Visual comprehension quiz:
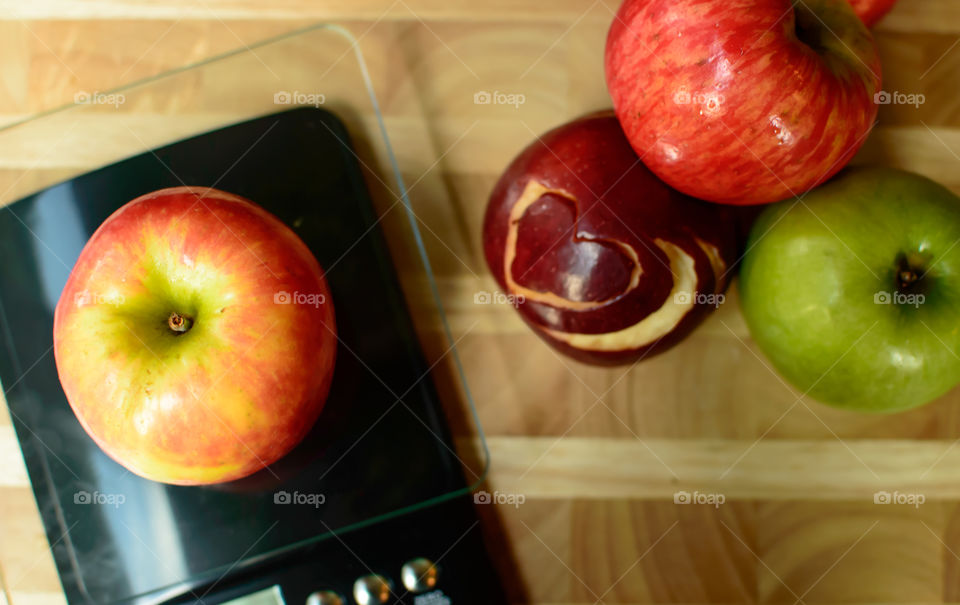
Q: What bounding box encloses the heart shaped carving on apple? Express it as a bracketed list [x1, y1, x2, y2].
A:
[506, 184, 644, 313]
[483, 112, 739, 365]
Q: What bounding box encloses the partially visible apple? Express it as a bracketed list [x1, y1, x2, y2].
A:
[54, 187, 337, 484]
[605, 0, 882, 205]
[740, 167, 960, 412]
[482, 112, 738, 365]
[847, 0, 897, 26]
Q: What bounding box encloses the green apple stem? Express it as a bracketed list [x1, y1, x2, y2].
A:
[167, 312, 193, 334]
[896, 252, 927, 293]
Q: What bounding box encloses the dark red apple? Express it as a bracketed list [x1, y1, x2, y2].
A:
[482, 112, 738, 365]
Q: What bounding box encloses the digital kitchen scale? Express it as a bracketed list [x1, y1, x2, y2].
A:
[0, 25, 502, 605]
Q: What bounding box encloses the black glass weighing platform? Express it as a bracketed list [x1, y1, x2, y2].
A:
[0, 108, 505, 605]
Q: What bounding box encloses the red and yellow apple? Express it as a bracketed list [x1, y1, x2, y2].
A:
[605, 0, 882, 205]
[53, 187, 337, 485]
[482, 112, 738, 365]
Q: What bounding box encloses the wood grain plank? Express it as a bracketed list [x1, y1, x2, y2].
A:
[756, 502, 944, 603]
[1, 120, 958, 204]
[0, 426, 28, 487]
[0, 0, 617, 21]
[481, 437, 960, 500]
[0, 5, 957, 604]
[0, 487, 63, 604]
[942, 503, 960, 601]
[0, 0, 955, 35]
[476, 499, 574, 604]
[569, 501, 755, 603]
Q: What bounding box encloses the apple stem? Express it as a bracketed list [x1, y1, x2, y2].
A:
[898, 269, 919, 289]
[168, 312, 193, 334]
[895, 252, 925, 292]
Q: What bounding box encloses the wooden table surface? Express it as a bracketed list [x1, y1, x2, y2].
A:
[1, 1, 960, 604]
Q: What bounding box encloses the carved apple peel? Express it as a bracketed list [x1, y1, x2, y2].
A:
[503, 180, 644, 312]
[482, 112, 738, 365]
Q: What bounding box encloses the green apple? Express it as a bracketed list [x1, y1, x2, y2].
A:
[739, 167, 960, 412]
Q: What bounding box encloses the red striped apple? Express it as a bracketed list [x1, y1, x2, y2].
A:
[847, 0, 897, 26]
[605, 0, 882, 205]
[482, 112, 738, 365]
[53, 187, 337, 485]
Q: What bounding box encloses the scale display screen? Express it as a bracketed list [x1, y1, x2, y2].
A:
[222, 586, 285, 605]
